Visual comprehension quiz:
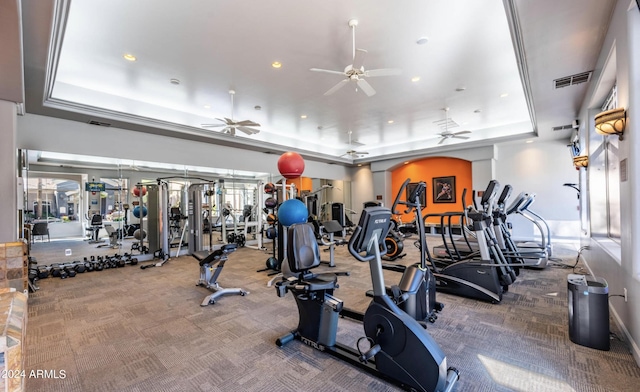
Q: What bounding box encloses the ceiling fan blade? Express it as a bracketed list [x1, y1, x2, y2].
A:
[201, 124, 227, 128]
[452, 136, 470, 140]
[453, 130, 472, 136]
[364, 68, 403, 77]
[310, 68, 345, 76]
[438, 138, 447, 145]
[236, 126, 260, 135]
[224, 117, 234, 124]
[235, 119, 260, 126]
[214, 118, 228, 123]
[324, 79, 350, 96]
[356, 78, 376, 97]
[352, 49, 367, 70]
[356, 151, 369, 155]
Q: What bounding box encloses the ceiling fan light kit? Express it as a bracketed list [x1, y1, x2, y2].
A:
[436, 107, 472, 145]
[341, 130, 369, 158]
[310, 19, 402, 97]
[201, 90, 261, 136]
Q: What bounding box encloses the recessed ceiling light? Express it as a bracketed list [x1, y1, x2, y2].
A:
[455, 87, 466, 92]
[169, 78, 180, 85]
[271, 61, 282, 68]
[404, 161, 409, 165]
[500, 93, 509, 98]
[416, 37, 429, 45]
[474, 109, 482, 113]
[387, 120, 394, 124]
[203, 105, 211, 109]
[123, 53, 136, 61]
[526, 140, 533, 144]
[411, 76, 421, 82]
[357, 163, 363, 167]
[300, 115, 307, 119]
[254, 105, 262, 110]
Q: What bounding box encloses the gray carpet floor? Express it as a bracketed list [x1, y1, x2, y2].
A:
[25, 239, 640, 391]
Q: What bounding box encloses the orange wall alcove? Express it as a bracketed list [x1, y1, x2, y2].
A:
[391, 157, 472, 224]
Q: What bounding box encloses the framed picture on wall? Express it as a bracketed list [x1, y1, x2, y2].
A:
[433, 176, 456, 204]
[406, 182, 426, 207]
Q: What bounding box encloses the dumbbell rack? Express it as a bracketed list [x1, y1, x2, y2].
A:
[30, 253, 140, 284]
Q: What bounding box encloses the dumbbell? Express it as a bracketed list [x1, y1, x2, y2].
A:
[50, 264, 62, 277]
[37, 266, 51, 279]
[64, 266, 77, 278]
[74, 262, 86, 273]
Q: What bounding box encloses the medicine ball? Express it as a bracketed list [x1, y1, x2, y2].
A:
[266, 227, 277, 239]
[264, 182, 276, 194]
[265, 197, 278, 209]
[266, 257, 279, 270]
[266, 213, 277, 225]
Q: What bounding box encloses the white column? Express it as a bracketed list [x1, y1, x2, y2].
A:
[0, 100, 17, 242]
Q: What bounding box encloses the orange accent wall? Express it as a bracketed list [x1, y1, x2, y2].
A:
[391, 157, 472, 224]
[285, 176, 312, 195]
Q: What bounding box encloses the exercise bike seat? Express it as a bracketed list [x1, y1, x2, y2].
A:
[284, 223, 337, 291]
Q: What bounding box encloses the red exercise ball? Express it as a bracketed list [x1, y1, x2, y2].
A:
[277, 152, 305, 179]
[132, 186, 147, 197]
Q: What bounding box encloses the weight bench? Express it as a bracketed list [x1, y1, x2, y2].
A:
[193, 244, 248, 306]
[97, 224, 120, 248]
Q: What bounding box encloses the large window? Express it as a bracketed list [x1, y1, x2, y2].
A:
[590, 85, 620, 241]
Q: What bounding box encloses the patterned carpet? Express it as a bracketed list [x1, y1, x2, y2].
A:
[25, 239, 640, 391]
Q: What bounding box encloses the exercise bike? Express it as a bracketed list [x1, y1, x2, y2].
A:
[275, 207, 459, 392]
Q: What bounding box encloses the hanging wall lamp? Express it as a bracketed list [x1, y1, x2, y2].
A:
[594, 107, 626, 140]
[573, 155, 589, 169]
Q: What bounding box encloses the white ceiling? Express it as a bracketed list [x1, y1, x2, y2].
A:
[17, 0, 616, 165]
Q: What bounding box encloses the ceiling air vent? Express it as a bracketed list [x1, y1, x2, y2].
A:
[554, 71, 592, 89]
[88, 120, 111, 127]
[552, 124, 573, 132]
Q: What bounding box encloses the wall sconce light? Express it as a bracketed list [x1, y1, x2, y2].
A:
[573, 155, 589, 168]
[595, 108, 626, 140]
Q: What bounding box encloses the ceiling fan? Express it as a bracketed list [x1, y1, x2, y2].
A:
[341, 131, 369, 158]
[202, 90, 260, 136]
[436, 108, 471, 145]
[310, 19, 402, 97]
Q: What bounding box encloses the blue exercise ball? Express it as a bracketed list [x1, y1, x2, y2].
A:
[133, 205, 148, 218]
[277, 199, 308, 227]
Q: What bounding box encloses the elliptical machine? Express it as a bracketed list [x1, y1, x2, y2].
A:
[275, 207, 459, 392]
[347, 179, 443, 325]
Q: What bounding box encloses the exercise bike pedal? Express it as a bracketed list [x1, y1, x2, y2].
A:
[358, 343, 381, 363]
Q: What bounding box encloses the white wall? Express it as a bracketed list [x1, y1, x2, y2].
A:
[350, 165, 374, 215]
[577, 0, 640, 365]
[17, 114, 350, 181]
[494, 140, 580, 240]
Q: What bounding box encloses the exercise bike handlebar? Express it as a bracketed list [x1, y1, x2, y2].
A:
[348, 226, 376, 263]
[392, 178, 426, 215]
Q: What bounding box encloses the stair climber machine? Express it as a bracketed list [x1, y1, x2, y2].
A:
[275, 207, 459, 392]
[424, 180, 517, 303]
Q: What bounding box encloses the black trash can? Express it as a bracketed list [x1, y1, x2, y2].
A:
[567, 274, 610, 350]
